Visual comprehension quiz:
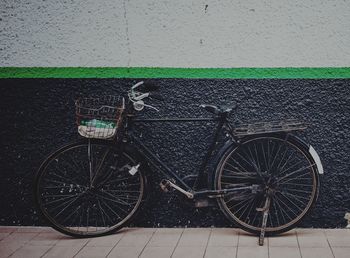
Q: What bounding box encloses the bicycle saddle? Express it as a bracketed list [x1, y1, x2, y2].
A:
[200, 104, 237, 114]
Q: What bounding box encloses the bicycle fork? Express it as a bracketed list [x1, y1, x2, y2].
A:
[88, 139, 94, 187]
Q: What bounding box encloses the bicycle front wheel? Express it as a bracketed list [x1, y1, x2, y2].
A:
[215, 134, 319, 235]
[34, 139, 146, 237]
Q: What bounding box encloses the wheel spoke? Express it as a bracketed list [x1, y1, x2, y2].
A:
[36, 141, 144, 237]
[226, 159, 250, 175]
[277, 164, 314, 183]
[217, 136, 318, 234]
[270, 138, 285, 172]
[274, 193, 298, 218]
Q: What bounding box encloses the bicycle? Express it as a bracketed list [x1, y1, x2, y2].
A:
[34, 81, 324, 245]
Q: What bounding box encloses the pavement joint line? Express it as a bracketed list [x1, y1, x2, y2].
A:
[202, 227, 213, 258]
[7, 231, 41, 258]
[267, 235, 270, 258]
[295, 229, 303, 258]
[235, 229, 240, 258]
[39, 231, 63, 258]
[39, 242, 54, 258]
[72, 236, 93, 258]
[170, 227, 185, 258]
[105, 230, 126, 258]
[137, 228, 156, 258]
[5, 229, 15, 238]
[325, 230, 336, 258]
[6, 241, 23, 257]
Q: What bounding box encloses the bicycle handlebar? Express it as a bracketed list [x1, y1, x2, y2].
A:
[128, 81, 162, 111]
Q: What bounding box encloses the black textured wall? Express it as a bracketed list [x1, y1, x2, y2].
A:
[1, 79, 349, 228]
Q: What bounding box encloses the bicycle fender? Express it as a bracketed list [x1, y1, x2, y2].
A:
[308, 145, 324, 174]
[288, 135, 324, 175]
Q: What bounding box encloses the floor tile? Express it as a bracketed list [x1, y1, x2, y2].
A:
[238, 232, 261, 246]
[15, 227, 55, 233]
[116, 228, 154, 247]
[55, 237, 89, 247]
[172, 246, 206, 258]
[0, 232, 11, 241]
[86, 233, 124, 247]
[107, 245, 145, 257]
[269, 230, 298, 247]
[297, 229, 329, 247]
[327, 235, 350, 247]
[148, 228, 183, 247]
[300, 247, 334, 258]
[207, 228, 239, 247]
[0, 242, 24, 258]
[42, 245, 83, 258]
[325, 229, 350, 236]
[0, 232, 38, 244]
[177, 228, 211, 246]
[75, 246, 114, 258]
[332, 247, 350, 258]
[325, 229, 350, 247]
[296, 228, 327, 239]
[205, 246, 236, 258]
[139, 246, 174, 258]
[0, 227, 18, 233]
[124, 228, 156, 235]
[26, 232, 62, 246]
[237, 246, 268, 258]
[10, 245, 51, 258]
[269, 246, 301, 258]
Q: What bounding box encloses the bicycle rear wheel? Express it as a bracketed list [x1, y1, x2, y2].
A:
[34, 139, 145, 237]
[215, 134, 319, 235]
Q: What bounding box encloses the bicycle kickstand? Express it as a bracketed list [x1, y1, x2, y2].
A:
[257, 193, 271, 246]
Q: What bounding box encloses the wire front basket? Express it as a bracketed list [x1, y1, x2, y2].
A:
[75, 95, 125, 139]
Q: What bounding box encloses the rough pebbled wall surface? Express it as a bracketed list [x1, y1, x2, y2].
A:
[1, 78, 349, 228]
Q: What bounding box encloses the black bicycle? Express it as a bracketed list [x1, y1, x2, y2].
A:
[34, 81, 323, 245]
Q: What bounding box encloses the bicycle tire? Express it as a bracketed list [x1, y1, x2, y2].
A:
[215, 134, 320, 235]
[34, 139, 146, 237]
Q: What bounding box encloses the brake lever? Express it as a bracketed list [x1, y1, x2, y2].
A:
[133, 92, 150, 101]
[130, 81, 144, 99]
[144, 103, 159, 112]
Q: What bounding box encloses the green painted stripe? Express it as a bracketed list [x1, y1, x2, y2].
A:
[1, 67, 350, 79]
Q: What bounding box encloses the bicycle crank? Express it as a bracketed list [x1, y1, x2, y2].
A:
[160, 179, 194, 199]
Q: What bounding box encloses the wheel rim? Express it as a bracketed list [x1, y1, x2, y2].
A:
[217, 137, 317, 232]
[36, 143, 144, 236]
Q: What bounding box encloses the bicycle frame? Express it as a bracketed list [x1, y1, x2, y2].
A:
[123, 111, 256, 199]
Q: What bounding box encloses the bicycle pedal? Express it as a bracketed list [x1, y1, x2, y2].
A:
[160, 179, 170, 192]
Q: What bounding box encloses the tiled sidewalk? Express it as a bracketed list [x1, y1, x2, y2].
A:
[0, 227, 349, 258]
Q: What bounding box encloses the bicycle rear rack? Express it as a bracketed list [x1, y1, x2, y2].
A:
[233, 119, 308, 136]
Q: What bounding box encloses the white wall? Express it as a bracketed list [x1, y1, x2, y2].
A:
[1, 0, 349, 67]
